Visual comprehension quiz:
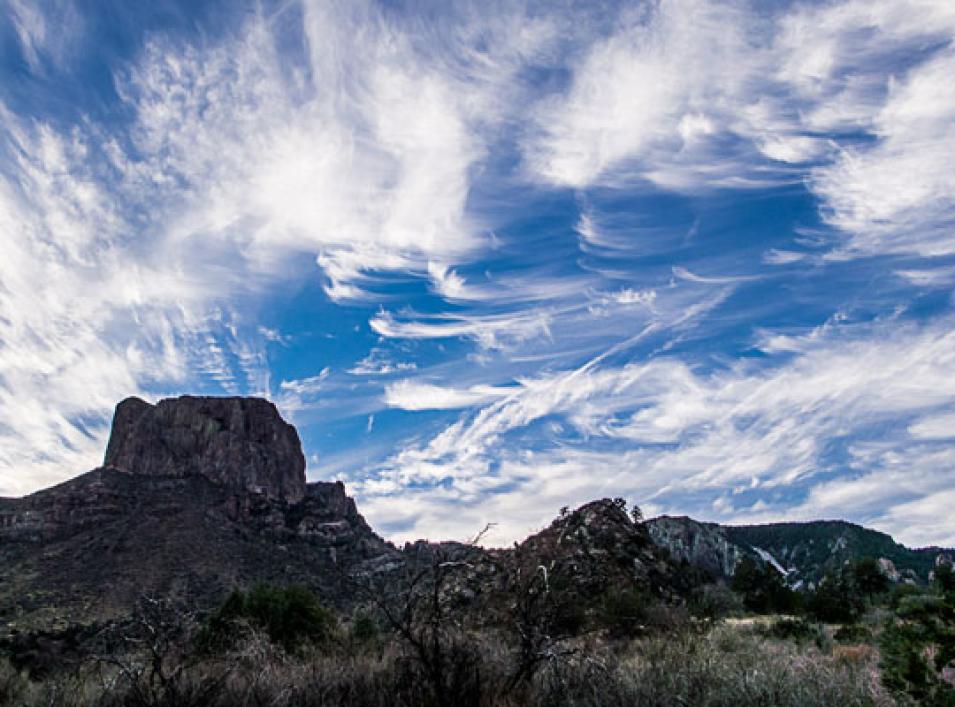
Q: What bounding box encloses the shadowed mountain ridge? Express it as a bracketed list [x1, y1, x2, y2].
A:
[2, 395, 950, 648]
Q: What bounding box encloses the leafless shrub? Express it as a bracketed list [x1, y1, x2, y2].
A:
[84, 594, 231, 707]
[345, 541, 489, 707]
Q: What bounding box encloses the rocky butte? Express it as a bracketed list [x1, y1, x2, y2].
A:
[0, 395, 398, 638]
[0, 395, 695, 661]
[104, 396, 307, 503]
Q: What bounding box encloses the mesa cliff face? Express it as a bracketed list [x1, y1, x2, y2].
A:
[104, 396, 306, 503]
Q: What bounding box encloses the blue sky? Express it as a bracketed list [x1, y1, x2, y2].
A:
[2, 0, 955, 547]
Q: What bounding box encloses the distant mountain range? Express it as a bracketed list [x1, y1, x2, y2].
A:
[1, 395, 950, 651]
[646, 515, 951, 589]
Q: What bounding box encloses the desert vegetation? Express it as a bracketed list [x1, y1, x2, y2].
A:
[2, 497, 953, 706]
[0, 614, 892, 706]
[4, 557, 953, 705]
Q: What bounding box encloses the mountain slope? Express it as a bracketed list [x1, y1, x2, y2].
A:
[723, 520, 942, 587]
[0, 396, 690, 645]
[647, 515, 951, 588]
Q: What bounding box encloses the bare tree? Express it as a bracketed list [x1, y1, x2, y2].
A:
[503, 549, 583, 693]
[90, 594, 229, 706]
[346, 537, 489, 707]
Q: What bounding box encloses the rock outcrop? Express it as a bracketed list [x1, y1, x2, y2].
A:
[387, 499, 688, 633]
[104, 396, 306, 503]
[507, 500, 684, 599]
[646, 515, 746, 580]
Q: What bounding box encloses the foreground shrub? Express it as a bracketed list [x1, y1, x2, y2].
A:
[887, 582, 922, 610]
[853, 557, 890, 601]
[688, 583, 744, 622]
[599, 587, 653, 637]
[348, 608, 381, 648]
[760, 617, 829, 649]
[834, 623, 873, 644]
[731, 556, 800, 614]
[880, 565, 955, 705]
[0, 658, 27, 706]
[808, 567, 867, 624]
[198, 584, 336, 655]
[527, 625, 888, 707]
[1, 622, 894, 707]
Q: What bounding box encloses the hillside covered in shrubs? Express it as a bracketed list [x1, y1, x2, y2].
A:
[3, 496, 955, 705]
[3, 549, 954, 705]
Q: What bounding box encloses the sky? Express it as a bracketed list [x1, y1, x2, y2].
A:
[2, 0, 955, 548]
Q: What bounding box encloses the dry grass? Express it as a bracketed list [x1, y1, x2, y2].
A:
[1, 622, 897, 707]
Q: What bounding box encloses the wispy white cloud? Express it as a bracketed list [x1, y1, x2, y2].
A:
[0, 0, 561, 494]
[0, 111, 204, 495]
[879, 488, 955, 548]
[908, 413, 955, 441]
[524, 0, 782, 190]
[811, 47, 955, 257]
[6, 0, 81, 72]
[763, 249, 808, 265]
[370, 308, 553, 350]
[348, 348, 417, 376]
[526, 0, 955, 262]
[609, 288, 657, 307]
[775, 0, 955, 258]
[279, 367, 331, 397]
[672, 266, 762, 285]
[760, 441, 955, 548]
[8, 0, 48, 71]
[122, 15, 480, 299]
[114, 1, 570, 303]
[384, 380, 517, 411]
[357, 316, 955, 547]
[894, 268, 955, 287]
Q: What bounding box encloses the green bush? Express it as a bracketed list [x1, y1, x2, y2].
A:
[349, 609, 380, 647]
[198, 584, 337, 654]
[688, 582, 744, 622]
[880, 565, 955, 705]
[852, 557, 890, 599]
[833, 623, 872, 644]
[0, 658, 27, 706]
[762, 617, 828, 648]
[731, 556, 800, 614]
[549, 595, 587, 636]
[807, 558, 891, 625]
[599, 587, 651, 637]
[888, 581, 922, 610]
[535, 572, 588, 637]
[807, 567, 866, 624]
